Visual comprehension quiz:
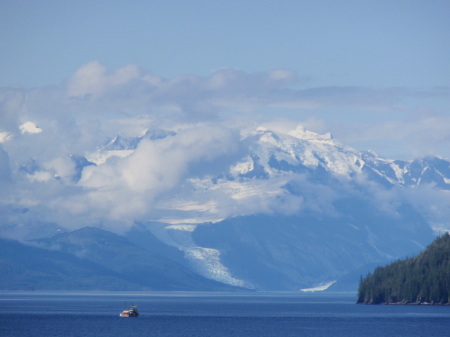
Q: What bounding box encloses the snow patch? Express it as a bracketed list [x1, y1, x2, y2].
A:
[391, 162, 405, 184]
[144, 222, 250, 288]
[86, 150, 134, 165]
[155, 217, 223, 224]
[289, 125, 333, 143]
[184, 247, 250, 288]
[161, 200, 218, 213]
[300, 281, 336, 292]
[230, 156, 254, 175]
[166, 224, 197, 232]
[256, 126, 269, 133]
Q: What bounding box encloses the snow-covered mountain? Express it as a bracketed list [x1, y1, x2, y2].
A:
[119, 126, 448, 290]
[231, 126, 450, 189]
[5, 124, 450, 291]
[86, 128, 176, 165]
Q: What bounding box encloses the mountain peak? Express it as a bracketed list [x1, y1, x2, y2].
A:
[257, 125, 334, 143]
[288, 125, 333, 143]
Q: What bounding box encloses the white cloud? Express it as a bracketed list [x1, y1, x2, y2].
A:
[62, 123, 242, 228]
[333, 111, 450, 159]
[62, 62, 414, 122]
[0, 61, 449, 234]
[43, 157, 77, 183]
[19, 121, 42, 134]
[0, 132, 13, 143]
[26, 171, 53, 182]
[66, 61, 141, 98]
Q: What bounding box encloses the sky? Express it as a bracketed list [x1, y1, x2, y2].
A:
[1, 0, 449, 159]
[1, 1, 450, 233]
[1, 1, 449, 87]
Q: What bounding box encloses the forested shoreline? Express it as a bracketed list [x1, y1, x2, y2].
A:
[357, 233, 450, 305]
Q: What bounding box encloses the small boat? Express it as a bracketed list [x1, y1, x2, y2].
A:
[119, 305, 139, 317]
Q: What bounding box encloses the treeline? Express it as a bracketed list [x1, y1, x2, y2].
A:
[357, 232, 450, 304]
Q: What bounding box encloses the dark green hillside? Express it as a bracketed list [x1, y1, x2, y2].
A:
[357, 233, 450, 304]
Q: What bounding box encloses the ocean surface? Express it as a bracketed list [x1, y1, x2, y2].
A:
[1, 292, 449, 337]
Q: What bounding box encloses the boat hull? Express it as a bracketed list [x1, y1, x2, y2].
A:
[119, 305, 139, 317]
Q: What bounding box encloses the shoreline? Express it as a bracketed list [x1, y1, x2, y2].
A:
[357, 301, 450, 305]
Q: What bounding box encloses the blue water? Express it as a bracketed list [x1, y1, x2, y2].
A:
[1, 292, 449, 336]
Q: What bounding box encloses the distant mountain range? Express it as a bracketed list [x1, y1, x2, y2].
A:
[1, 126, 449, 291]
[0, 227, 238, 291]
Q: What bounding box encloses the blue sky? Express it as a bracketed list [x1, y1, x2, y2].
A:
[1, 1, 449, 88]
[1, 0, 450, 159]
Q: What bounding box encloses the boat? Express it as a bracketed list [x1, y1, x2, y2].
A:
[119, 305, 139, 317]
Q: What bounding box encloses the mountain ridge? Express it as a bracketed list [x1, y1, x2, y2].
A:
[33, 226, 240, 291]
[0, 236, 143, 290]
[1, 125, 449, 291]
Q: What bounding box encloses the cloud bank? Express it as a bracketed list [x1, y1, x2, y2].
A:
[0, 62, 449, 235]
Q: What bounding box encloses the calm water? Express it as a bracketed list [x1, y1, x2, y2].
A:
[1, 292, 449, 337]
